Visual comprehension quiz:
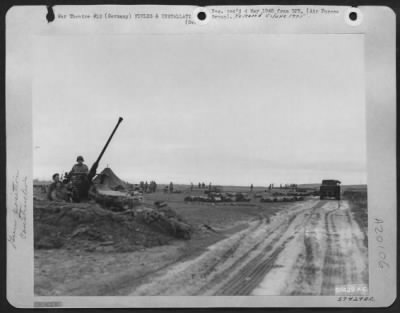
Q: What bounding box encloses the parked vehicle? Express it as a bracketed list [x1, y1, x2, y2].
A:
[319, 179, 341, 200]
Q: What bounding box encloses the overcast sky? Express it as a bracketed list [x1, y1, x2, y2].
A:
[33, 34, 366, 185]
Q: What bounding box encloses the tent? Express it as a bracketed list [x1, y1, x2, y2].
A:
[91, 167, 129, 197]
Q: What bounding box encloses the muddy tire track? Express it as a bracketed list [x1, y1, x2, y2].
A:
[320, 203, 359, 295]
[214, 201, 323, 295]
[248, 200, 368, 296]
[289, 203, 324, 295]
[320, 207, 338, 294]
[216, 242, 283, 295]
[196, 216, 295, 295]
[199, 216, 265, 278]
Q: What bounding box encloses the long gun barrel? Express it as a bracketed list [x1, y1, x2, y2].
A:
[88, 117, 123, 181]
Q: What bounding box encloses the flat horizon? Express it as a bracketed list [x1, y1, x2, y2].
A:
[33, 34, 367, 186]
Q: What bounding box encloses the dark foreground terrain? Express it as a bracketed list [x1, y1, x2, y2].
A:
[34, 186, 368, 296]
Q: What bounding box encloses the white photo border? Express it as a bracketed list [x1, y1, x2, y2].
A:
[6, 5, 396, 308]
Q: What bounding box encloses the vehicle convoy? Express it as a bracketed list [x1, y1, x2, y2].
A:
[319, 179, 341, 200]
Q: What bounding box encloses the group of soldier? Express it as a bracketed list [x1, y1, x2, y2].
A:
[47, 155, 89, 202]
[196, 182, 207, 189]
[139, 180, 158, 193]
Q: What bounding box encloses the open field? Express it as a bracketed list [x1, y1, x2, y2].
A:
[34, 185, 368, 296]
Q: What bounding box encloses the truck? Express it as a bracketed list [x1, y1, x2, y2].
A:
[319, 179, 341, 200]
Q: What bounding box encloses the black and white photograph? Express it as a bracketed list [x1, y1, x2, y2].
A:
[6, 4, 396, 307]
[32, 22, 369, 298]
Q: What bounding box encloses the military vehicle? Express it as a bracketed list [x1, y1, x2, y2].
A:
[319, 179, 341, 200]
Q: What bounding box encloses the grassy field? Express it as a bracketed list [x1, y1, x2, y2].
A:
[142, 190, 287, 230]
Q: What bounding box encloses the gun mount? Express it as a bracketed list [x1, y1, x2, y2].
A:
[68, 117, 123, 202]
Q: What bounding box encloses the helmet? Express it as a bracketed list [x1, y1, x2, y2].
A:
[76, 156, 84, 162]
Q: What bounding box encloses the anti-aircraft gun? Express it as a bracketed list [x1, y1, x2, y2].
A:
[88, 117, 123, 182]
[70, 117, 123, 202]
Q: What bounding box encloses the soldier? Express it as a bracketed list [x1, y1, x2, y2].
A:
[151, 181, 157, 193]
[68, 155, 89, 202]
[47, 173, 71, 201]
[69, 155, 89, 176]
[47, 173, 61, 200]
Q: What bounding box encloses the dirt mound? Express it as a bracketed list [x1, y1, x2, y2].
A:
[135, 207, 192, 240]
[34, 200, 188, 252]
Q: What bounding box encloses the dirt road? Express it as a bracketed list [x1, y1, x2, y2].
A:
[129, 199, 368, 296]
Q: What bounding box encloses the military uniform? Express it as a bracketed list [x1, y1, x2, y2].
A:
[69, 163, 89, 175]
[47, 181, 59, 200]
[47, 181, 71, 201]
[69, 163, 89, 202]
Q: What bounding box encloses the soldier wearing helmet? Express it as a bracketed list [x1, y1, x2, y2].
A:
[68, 155, 90, 202]
[69, 155, 89, 176]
